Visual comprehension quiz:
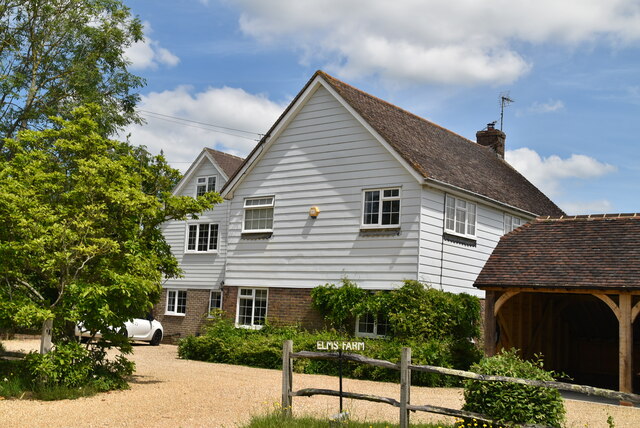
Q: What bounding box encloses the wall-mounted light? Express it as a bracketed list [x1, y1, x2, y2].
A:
[309, 206, 320, 218]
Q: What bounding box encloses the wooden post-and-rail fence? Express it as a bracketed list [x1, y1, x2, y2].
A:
[281, 340, 640, 428]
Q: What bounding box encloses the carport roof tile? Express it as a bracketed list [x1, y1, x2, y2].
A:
[474, 213, 640, 290]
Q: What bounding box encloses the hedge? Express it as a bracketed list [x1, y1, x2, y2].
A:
[178, 315, 481, 387]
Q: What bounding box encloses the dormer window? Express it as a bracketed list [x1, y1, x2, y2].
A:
[444, 195, 476, 237]
[196, 176, 216, 197]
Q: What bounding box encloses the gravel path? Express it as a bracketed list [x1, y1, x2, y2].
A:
[1, 339, 638, 427]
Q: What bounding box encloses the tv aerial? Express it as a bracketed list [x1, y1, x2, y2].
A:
[499, 91, 514, 131]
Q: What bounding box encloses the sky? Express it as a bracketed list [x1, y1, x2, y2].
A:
[122, 0, 640, 215]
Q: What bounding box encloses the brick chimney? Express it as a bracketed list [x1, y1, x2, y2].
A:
[476, 122, 505, 158]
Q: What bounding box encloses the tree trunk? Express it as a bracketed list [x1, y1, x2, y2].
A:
[40, 318, 53, 354]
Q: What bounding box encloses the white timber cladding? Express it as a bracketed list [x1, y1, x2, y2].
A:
[225, 86, 421, 290]
[418, 187, 507, 297]
[161, 158, 228, 289]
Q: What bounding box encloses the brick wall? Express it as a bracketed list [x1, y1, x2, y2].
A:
[153, 288, 211, 342]
[266, 287, 325, 329]
[221, 286, 325, 330]
[154, 286, 327, 340]
[221, 286, 238, 320]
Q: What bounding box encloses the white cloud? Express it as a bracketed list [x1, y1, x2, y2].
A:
[561, 200, 614, 215]
[505, 147, 617, 196]
[230, 0, 640, 86]
[123, 86, 286, 171]
[528, 99, 565, 114]
[125, 22, 180, 70]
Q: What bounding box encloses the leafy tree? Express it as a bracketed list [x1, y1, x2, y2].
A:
[0, 0, 144, 142]
[0, 105, 221, 353]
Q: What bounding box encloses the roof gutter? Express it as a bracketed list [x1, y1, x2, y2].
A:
[423, 177, 539, 218]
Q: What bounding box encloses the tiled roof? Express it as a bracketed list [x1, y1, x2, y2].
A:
[205, 148, 244, 178]
[222, 71, 564, 216]
[474, 214, 640, 290]
[318, 71, 564, 216]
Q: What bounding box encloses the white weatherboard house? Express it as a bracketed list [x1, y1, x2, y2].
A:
[156, 71, 563, 339]
[155, 148, 244, 337]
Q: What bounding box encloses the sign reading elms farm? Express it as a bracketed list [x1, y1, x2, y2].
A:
[316, 341, 365, 351]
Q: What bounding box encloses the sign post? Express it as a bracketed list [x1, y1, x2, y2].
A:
[315, 340, 365, 419]
[338, 348, 343, 413]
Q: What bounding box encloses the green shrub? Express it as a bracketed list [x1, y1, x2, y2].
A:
[180, 281, 482, 387]
[310, 278, 368, 331]
[462, 349, 565, 427]
[178, 317, 481, 387]
[24, 340, 134, 392]
[25, 341, 94, 388]
[311, 280, 481, 344]
[385, 280, 480, 341]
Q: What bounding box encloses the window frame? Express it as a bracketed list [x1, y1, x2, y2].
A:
[184, 222, 219, 253]
[165, 289, 187, 316]
[195, 175, 217, 197]
[361, 187, 402, 228]
[235, 288, 268, 329]
[503, 213, 523, 234]
[444, 194, 477, 238]
[208, 290, 223, 316]
[242, 196, 275, 233]
[355, 312, 390, 338]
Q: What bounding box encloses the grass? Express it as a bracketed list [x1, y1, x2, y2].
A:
[0, 358, 31, 398]
[33, 384, 102, 401]
[242, 411, 510, 428]
[242, 413, 458, 428]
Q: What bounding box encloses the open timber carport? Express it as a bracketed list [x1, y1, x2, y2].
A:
[475, 214, 640, 393]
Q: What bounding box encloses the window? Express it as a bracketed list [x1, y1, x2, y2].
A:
[196, 176, 216, 197]
[444, 195, 476, 237]
[166, 290, 187, 315]
[209, 290, 222, 315]
[356, 313, 390, 338]
[504, 214, 523, 234]
[362, 188, 401, 227]
[186, 223, 219, 252]
[243, 197, 274, 232]
[236, 288, 268, 328]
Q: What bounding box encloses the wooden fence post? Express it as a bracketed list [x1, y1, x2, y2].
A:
[400, 347, 411, 428]
[282, 340, 293, 416]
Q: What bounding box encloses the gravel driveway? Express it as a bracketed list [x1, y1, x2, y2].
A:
[1, 339, 638, 427]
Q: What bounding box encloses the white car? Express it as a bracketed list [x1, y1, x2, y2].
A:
[75, 317, 164, 346]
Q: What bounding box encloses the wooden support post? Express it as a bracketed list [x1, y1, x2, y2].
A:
[282, 340, 293, 416]
[484, 291, 496, 357]
[400, 347, 411, 428]
[619, 294, 633, 393]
